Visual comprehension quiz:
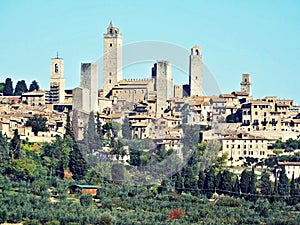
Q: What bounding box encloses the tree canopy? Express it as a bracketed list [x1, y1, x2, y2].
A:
[29, 80, 40, 92]
[3, 78, 13, 96]
[14, 80, 28, 95]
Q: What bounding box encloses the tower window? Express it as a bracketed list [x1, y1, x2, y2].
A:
[55, 63, 58, 73]
[109, 72, 112, 76]
[109, 79, 111, 84]
[110, 43, 112, 47]
[195, 49, 199, 55]
[196, 76, 198, 80]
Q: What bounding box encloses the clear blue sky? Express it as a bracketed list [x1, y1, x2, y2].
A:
[0, 0, 300, 103]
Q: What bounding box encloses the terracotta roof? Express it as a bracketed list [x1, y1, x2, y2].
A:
[278, 162, 300, 166]
[220, 94, 236, 98]
[232, 91, 249, 96]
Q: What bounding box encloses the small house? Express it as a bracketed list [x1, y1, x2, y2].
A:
[68, 184, 101, 195]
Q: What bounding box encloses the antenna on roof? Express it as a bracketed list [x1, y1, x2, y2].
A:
[56, 51, 59, 59]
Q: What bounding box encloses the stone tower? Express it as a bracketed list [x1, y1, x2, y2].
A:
[240, 73, 252, 96]
[189, 45, 202, 96]
[50, 55, 65, 103]
[73, 63, 99, 112]
[152, 61, 174, 117]
[103, 21, 123, 97]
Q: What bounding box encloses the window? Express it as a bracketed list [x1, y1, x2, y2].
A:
[109, 79, 111, 84]
[55, 63, 59, 73]
[110, 43, 112, 47]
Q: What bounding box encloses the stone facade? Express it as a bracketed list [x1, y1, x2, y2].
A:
[152, 61, 174, 117]
[189, 46, 202, 96]
[103, 21, 122, 97]
[49, 57, 65, 103]
[240, 73, 252, 96]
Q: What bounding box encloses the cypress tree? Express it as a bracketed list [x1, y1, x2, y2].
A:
[28, 80, 39, 92]
[260, 170, 272, 196]
[175, 172, 183, 194]
[198, 170, 205, 194]
[14, 80, 28, 95]
[9, 129, 21, 159]
[240, 169, 251, 195]
[64, 111, 74, 139]
[122, 116, 132, 139]
[69, 142, 87, 180]
[183, 166, 197, 195]
[96, 112, 103, 139]
[219, 170, 233, 195]
[204, 167, 215, 198]
[248, 168, 257, 201]
[3, 78, 13, 96]
[290, 172, 295, 197]
[233, 176, 240, 198]
[278, 167, 289, 197]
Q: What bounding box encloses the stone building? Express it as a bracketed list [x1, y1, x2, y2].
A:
[240, 73, 252, 97]
[103, 21, 123, 97]
[221, 132, 271, 167]
[152, 61, 174, 117]
[189, 46, 202, 96]
[73, 63, 98, 112]
[48, 56, 65, 104]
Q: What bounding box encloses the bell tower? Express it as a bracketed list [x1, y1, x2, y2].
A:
[189, 45, 202, 96]
[50, 54, 65, 103]
[103, 21, 123, 98]
[240, 73, 252, 96]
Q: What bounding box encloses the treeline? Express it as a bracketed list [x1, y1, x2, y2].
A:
[273, 138, 300, 152]
[1, 78, 39, 96]
[172, 164, 300, 205]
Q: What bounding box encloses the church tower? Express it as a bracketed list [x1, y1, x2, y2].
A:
[50, 55, 65, 103]
[189, 45, 202, 96]
[103, 21, 123, 97]
[240, 73, 252, 96]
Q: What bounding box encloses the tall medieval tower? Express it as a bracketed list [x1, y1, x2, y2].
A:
[103, 21, 123, 97]
[240, 73, 252, 96]
[152, 61, 174, 117]
[189, 46, 202, 96]
[50, 55, 65, 103]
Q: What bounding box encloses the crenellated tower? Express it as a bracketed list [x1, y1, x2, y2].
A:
[103, 21, 123, 97]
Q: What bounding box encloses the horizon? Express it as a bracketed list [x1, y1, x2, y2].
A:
[1, 0, 299, 103]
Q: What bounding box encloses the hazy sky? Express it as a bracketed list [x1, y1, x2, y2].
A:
[1, 1, 299, 103]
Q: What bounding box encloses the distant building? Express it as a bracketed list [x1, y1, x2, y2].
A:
[189, 45, 202, 96]
[103, 21, 123, 97]
[48, 56, 65, 104]
[73, 63, 98, 112]
[240, 73, 252, 97]
[221, 132, 271, 166]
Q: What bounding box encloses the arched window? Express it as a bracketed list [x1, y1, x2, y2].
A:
[109, 79, 111, 84]
[195, 49, 199, 55]
[55, 63, 59, 73]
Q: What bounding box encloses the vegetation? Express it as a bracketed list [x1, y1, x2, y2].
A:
[29, 80, 40, 92]
[26, 116, 49, 136]
[3, 78, 14, 96]
[14, 80, 28, 95]
[1, 113, 300, 224]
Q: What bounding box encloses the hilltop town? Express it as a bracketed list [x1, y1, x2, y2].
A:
[1, 21, 300, 178]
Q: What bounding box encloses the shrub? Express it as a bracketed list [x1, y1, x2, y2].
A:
[45, 221, 60, 225]
[80, 194, 93, 207]
[95, 213, 113, 225]
[24, 219, 41, 225]
[215, 196, 242, 207]
[168, 209, 184, 220]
